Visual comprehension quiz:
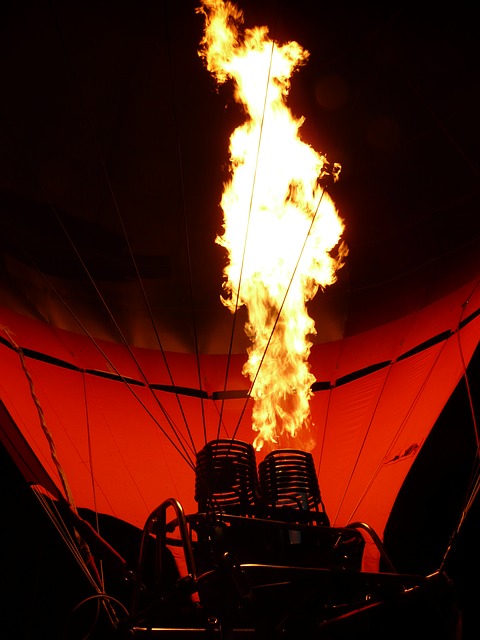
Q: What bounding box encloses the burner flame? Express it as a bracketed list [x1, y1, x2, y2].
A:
[198, 0, 347, 451]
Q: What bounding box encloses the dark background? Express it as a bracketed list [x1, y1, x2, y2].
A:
[0, 0, 479, 346]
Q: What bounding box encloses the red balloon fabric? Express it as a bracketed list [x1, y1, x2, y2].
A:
[1, 276, 478, 570]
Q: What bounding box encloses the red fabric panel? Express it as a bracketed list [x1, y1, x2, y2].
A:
[0, 277, 478, 570]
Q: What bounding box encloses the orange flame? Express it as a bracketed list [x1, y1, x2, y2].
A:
[198, 0, 347, 451]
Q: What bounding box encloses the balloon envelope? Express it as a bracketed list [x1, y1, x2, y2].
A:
[0, 0, 479, 576]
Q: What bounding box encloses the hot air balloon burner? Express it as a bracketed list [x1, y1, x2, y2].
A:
[192, 440, 363, 577]
[258, 448, 330, 525]
[195, 439, 329, 525]
[194, 439, 261, 516]
[194, 440, 330, 524]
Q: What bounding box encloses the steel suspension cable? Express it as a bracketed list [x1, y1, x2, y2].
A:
[41, 192, 196, 470]
[439, 278, 480, 573]
[47, 0, 197, 465]
[163, 1, 207, 449]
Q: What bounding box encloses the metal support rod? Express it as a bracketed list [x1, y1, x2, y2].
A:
[347, 521, 397, 573]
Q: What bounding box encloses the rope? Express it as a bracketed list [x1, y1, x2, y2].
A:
[2, 327, 76, 507]
[2, 327, 110, 609]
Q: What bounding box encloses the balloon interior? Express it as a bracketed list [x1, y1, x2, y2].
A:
[1, 1, 479, 639]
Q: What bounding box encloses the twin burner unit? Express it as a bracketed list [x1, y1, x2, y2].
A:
[128, 439, 449, 638]
[132, 439, 365, 635]
[194, 439, 329, 524]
